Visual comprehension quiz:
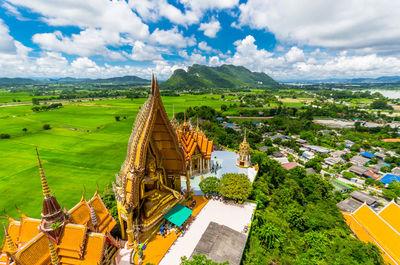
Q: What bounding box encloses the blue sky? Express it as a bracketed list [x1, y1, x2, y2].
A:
[0, 0, 400, 81]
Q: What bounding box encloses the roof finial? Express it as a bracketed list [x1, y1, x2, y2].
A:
[244, 129, 247, 142]
[48, 238, 60, 265]
[80, 186, 86, 202]
[36, 148, 51, 197]
[196, 118, 200, 132]
[15, 204, 28, 219]
[3, 209, 14, 222]
[4, 223, 17, 254]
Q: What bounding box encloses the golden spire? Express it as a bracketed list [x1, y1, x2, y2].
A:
[172, 104, 175, 119]
[3, 224, 17, 254]
[244, 129, 247, 143]
[36, 148, 51, 197]
[48, 238, 60, 265]
[80, 186, 86, 202]
[196, 118, 200, 132]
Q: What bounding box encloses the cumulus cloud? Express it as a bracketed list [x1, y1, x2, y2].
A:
[198, 41, 215, 53]
[285, 47, 305, 63]
[0, 19, 16, 53]
[2, 2, 28, 21]
[179, 50, 207, 65]
[8, 0, 149, 39]
[150, 27, 196, 48]
[199, 17, 221, 38]
[238, 0, 400, 53]
[130, 0, 238, 25]
[32, 28, 124, 60]
[126, 41, 163, 61]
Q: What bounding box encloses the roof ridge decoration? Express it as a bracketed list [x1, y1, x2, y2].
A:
[48, 238, 60, 265]
[3, 223, 17, 254]
[36, 148, 51, 197]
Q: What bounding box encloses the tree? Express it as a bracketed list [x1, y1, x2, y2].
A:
[0, 133, 11, 139]
[370, 99, 393, 110]
[43, 124, 51, 130]
[220, 104, 227, 112]
[350, 144, 361, 152]
[199, 177, 220, 195]
[115, 116, 121, 121]
[22, 128, 28, 132]
[180, 255, 228, 265]
[219, 173, 252, 202]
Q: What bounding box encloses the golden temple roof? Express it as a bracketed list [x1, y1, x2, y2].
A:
[175, 118, 213, 163]
[118, 74, 186, 208]
[1, 185, 119, 265]
[342, 202, 400, 265]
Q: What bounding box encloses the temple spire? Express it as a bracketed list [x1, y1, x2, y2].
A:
[3, 224, 17, 254]
[90, 206, 98, 229]
[196, 118, 200, 132]
[36, 148, 51, 197]
[244, 129, 247, 143]
[48, 238, 60, 265]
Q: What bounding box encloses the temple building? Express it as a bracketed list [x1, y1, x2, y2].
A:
[175, 117, 213, 178]
[0, 149, 120, 265]
[113, 75, 188, 249]
[236, 131, 251, 168]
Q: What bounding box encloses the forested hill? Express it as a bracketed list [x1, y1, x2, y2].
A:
[0, 75, 149, 86]
[160, 64, 279, 89]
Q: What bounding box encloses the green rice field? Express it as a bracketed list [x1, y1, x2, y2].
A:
[0, 94, 233, 241]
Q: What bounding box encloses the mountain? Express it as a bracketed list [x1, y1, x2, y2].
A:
[0, 77, 37, 85]
[160, 64, 279, 89]
[0, 75, 150, 86]
[283, 76, 400, 84]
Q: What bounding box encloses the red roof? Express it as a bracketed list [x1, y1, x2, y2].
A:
[282, 162, 298, 170]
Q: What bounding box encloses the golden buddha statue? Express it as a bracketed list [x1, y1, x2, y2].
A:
[140, 148, 183, 220]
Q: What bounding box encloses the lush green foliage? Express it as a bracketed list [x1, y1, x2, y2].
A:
[180, 255, 228, 265]
[161, 64, 278, 90]
[199, 176, 220, 195]
[219, 173, 252, 201]
[370, 99, 393, 110]
[244, 152, 385, 264]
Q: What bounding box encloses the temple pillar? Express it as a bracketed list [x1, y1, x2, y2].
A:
[200, 157, 203, 174]
[126, 208, 135, 248]
[186, 168, 191, 195]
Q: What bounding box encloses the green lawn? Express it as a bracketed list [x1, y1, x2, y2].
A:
[0, 94, 230, 241]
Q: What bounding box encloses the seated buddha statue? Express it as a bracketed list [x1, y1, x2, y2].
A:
[140, 154, 182, 219]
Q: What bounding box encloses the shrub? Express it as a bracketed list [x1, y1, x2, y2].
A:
[0, 134, 11, 139]
[22, 128, 28, 132]
[43, 124, 51, 130]
[115, 116, 121, 121]
[219, 173, 252, 202]
[199, 176, 220, 195]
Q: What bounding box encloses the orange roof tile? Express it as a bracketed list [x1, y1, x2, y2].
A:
[58, 224, 87, 253]
[88, 193, 117, 234]
[14, 233, 50, 265]
[68, 199, 91, 225]
[382, 139, 400, 142]
[345, 204, 400, 264]
[83, 233, 106, 264]
[18, 218, 41, 244]
[379, 202, 400, 233]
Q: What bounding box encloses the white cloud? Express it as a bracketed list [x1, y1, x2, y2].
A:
[179, 50, 207, 65]
[7, 0, 149, 39]
[285, 47, 305, 63]
[198, 41, 215, 53]
[199, 17, 221, 38]
[32, 28, 124, 59]
[126, 41, 163, 61]
[209, 56, 222, 66]
[238, 0, 400, 52]
[150, 27, 196, 48]
[2, 2, 27, 21]
[130, 0, 238, 25]
[0, 19, 16, 53]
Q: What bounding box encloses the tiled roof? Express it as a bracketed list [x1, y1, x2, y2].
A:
[342, 203, 400, 264]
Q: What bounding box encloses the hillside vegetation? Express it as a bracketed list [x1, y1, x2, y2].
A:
[160, 64, 279, 89]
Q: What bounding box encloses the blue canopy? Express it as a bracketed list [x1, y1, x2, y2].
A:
[361, 152, 375, 159]
[164, 204, 193, 227]
[380, 174, 400, 184]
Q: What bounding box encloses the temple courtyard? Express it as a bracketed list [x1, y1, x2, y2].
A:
[182, 150, 258, 195]
[117, 197, 256, 265]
